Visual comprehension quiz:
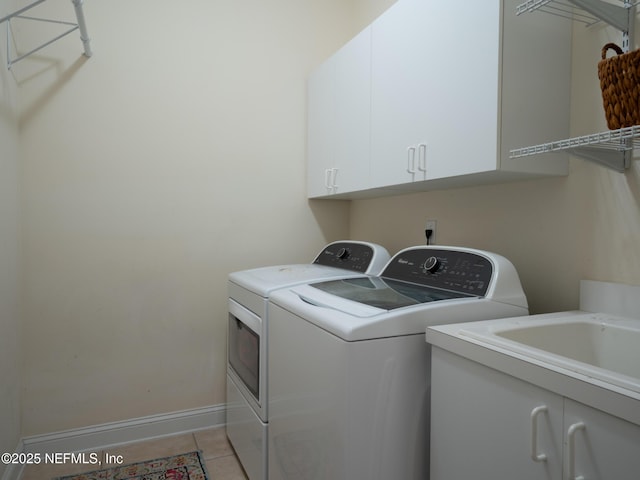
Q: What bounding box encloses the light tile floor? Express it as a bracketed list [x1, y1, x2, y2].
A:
[20, 427, 248, 480]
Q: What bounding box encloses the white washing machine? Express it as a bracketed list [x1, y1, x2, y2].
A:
[226, 241, 390, 480]
[267, 245, 529, 480]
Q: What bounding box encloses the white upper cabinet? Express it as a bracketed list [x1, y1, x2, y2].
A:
[307, 0, 572, 199]
[307, 27, 371, 198]
[370, 0, 501, 186]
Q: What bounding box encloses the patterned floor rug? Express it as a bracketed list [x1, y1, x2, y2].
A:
[54, 451, 209, 480]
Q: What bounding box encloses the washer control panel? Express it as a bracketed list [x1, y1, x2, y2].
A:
[313, 241, 387, 273]
[381, 248, 493, 296]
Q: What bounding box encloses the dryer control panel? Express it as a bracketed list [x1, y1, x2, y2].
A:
[313, 241, 388, 274]
[381, 248, 493, 296]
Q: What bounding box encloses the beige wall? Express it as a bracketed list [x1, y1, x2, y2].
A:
[0, 0, 22, 473]
[349, 176, 584, 314]
[352, 0, 395, 32]
[569, 16, 640, 286]
[13, 0, 640, 440]
[350, 5, 640, 314]
[18, 0, 352, 436]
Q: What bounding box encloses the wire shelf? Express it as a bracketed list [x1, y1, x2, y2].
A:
[516, 0, 601, 25]
[1, 0, 91, 69]
[516, 0, 635, 33]
[510, 126, 640, 158]
[510, 126, 640, 172]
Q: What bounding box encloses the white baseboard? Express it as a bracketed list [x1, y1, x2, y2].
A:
[2, 404, 226, 480]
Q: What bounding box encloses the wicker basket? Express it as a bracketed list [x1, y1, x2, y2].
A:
[598, 43, 640, 130]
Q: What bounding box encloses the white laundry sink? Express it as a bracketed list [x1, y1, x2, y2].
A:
[458, 313, 640, 394]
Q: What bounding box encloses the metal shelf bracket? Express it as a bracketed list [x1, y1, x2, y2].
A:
[570, 146, 631, 172]
[570, 0, 631, 31]
[517, 0, 636, 49]
[1, 0, 92, 69]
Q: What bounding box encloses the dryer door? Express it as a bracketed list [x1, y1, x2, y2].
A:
[228, 299, 261, 402]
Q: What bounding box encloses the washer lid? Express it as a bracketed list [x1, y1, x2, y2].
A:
[311, 276, 474, 310]
[294, 277, 476, 318]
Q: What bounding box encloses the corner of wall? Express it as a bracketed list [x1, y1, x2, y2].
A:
[0, 2, 23, 478]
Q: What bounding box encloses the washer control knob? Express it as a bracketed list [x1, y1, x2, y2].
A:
[423, 256, 440, 273]
[337, 248, 350, 260]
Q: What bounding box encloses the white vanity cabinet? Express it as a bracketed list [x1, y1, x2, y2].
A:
[307, 27, 371, 198]
[307, 0, 571, 199]
[430, 348, 640, 480]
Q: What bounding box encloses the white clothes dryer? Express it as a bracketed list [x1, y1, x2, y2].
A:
[267, 245, 529, 480]
[226, 241, 390, 480]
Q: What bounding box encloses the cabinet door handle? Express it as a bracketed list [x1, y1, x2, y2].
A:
[567, 422, 586, 480]
[407, 146, 417, 174]
[530, 406, 548, 462]
[325, 168, 338, 193]
[331, 168, 338, 191]
[325, 168, 333, 192]
[418, 143, 427, 173]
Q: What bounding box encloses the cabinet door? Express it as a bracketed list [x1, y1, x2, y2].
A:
[307, 27, 371, 198]
[563, 399, 640, 480]
[420, 0, 501, 180]
[370, 0, 430, 188]
[430, 348, 563, 480]
[307, 55, 335, 198]
[370, 0, 500, 188]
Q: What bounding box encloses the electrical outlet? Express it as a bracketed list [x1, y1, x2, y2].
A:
[425, 220, 437, 245]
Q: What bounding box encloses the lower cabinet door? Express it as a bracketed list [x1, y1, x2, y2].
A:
[564, 399, 640, 480]
[431, 348, 640, 480]
[430, 348, 563, 480]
